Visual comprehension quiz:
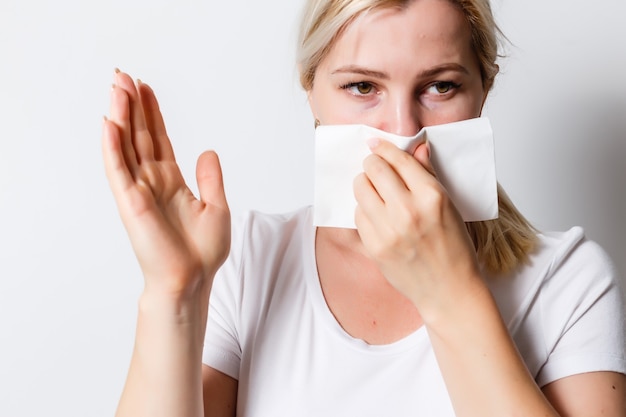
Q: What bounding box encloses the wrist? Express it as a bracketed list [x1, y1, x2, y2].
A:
[142, 267, 214, 302]
[417, 269, 493, 330]
[138, 282, 212, 326]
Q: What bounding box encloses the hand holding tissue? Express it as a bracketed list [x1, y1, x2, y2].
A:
[313, 117, 498, 228]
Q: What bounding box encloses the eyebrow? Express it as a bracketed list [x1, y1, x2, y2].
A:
[331, 63, 470, 79]
[419, 63, 470, 78]
[331, 66, 389, 79]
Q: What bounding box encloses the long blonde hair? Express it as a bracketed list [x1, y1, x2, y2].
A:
[297, 0, 537, 274]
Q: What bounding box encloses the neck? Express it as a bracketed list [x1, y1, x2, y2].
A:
[316, 226, 369, 257]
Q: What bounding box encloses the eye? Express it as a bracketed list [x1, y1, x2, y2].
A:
[341, 81, 375, 96]
[426, 81, 461, 95]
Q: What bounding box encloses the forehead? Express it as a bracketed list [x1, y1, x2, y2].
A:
[326, 0, 475, 71]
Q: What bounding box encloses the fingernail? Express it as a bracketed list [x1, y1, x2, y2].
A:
[114, 67, 120, 74]
[367, 137, 380, 149]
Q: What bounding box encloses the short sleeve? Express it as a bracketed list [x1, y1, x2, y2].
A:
[202, 215, 246, 380]
[536, 238, 626, 386]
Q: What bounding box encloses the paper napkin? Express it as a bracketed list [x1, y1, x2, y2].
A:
[313, 117, 498, 228]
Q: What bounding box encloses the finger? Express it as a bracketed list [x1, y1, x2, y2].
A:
[368, 138, 434, 192]
[362, 152, 410, 205]
[102, 116, 134, 198]
[353, 171, 384, 214]
[196, 151, 228, 210]
[353, 190, 394, 263]
[353, 171, 394, 247]
[412, 142, 436, 177]
[114, 70, 154, 163]
[137, 81, 176, 162]
[109, 83, 138, 174]
[354, 203, 380, 253]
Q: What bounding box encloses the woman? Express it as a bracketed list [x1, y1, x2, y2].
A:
[102, 0, 626, 416]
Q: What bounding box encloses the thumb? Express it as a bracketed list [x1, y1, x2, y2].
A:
[196, 150, 228, 209]
[412, 142, 437, 177]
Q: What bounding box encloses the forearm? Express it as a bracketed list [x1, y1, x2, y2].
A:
[116, 288, 211, 417]
[425, 282, 559, 417]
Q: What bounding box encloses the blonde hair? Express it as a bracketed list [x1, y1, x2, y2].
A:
[297, 0, 502, 92]
[297, 0, 538, 274]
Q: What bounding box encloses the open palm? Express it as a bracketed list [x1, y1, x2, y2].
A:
[102, 70, 230, 297]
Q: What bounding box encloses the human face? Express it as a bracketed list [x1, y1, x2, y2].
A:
[308, 0, 486, 136]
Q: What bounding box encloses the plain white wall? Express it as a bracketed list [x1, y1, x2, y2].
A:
[0, 0, 624, 415]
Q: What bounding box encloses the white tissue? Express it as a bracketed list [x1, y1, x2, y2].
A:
[313, 117, 498, 229]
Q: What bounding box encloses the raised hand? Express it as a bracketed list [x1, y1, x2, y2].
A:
[102, 70, 230, 298]
[353, 139, 481, 316]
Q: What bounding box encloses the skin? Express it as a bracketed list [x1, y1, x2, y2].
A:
[309, 0, 486, 345]
[103, 0, 625, 416]
[103, 72, 236, 417]
[308, 1, 625, 416]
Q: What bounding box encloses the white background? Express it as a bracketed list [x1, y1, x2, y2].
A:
[1, 1, 624, 415]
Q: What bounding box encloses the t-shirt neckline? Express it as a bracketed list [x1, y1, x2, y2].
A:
[302, 206, 428, 355]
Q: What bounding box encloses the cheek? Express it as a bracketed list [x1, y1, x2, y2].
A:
[419, 106, 478, 128]
[315, 90, 375, 125]
[420, 93, 483, 126]
[420, 98, 443, 113]
[326, 107, 375, 125]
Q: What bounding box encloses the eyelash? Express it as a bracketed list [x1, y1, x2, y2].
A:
[339, 80, 462, 97]
[339, 81, 377, 96]
[425, 81, 462, 95]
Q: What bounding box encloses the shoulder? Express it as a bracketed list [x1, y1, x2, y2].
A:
[530, 227, 620, 304]
[493, 226, 619, 299]
[214, 205, 315, 293]
[232, 205, 313, 245]
[535, 226, 616, 280]
[204, 206, 316, 378]
[528, 226, 622, 329]
[491, 226, 625, 385]
[535, 228, 625, 384]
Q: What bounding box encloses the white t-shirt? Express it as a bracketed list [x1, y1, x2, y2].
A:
[203, 206, 625, 416]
